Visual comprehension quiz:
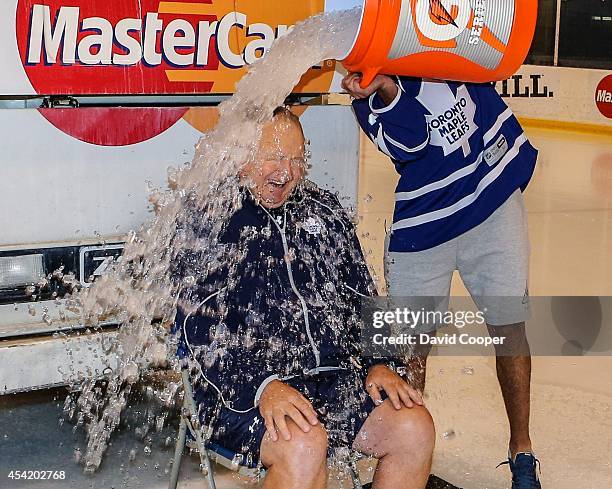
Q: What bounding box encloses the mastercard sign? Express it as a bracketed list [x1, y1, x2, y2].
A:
[7, 1, 340, 146]
[595, 75, 612, 120]
[15, 0, 336, 95]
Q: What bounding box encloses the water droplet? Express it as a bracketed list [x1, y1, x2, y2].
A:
[231, 454, 243, 470]
[443, 429, 456, 440]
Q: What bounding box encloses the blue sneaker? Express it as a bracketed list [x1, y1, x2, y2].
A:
[498, 452, 542, 489]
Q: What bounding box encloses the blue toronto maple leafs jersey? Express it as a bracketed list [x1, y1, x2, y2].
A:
[352, 77, 538, 252]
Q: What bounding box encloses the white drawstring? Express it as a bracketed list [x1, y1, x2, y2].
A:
[260, 204, 321, 367]
[343, 283, 369, 298]
[182, 289, 256, 414]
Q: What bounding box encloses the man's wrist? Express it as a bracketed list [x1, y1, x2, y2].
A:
[254, 375, 281, 407]
[376, 78, 399, 106]
[368, 361, 397, 374]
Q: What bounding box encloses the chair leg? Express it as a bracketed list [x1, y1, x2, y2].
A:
[168, 416, 188, 489]
[350, 460, 363, 489]
[181, 369, 217, 489]
[194, 436, 216, 489]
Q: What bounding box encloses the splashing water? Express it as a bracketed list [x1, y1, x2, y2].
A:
[63, 8, 362, 473]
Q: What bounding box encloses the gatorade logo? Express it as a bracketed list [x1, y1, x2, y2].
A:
[14, 0, 330, 145]
[407, 0, 507, 56]
[595, 75, 612, 119]
[414, 0, 471, 46]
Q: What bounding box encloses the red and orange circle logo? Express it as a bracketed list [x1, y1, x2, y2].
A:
[15, 0, 333, 145]
[595, 75, 612, 120]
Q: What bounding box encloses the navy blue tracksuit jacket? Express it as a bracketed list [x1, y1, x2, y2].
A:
[173, 181, 377, 416]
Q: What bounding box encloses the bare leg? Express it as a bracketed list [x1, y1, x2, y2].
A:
[260, 420, 328, 489]
[488, 322, 533, 457]
[404, 339, 434, 392]
[352, 401, 435, 489]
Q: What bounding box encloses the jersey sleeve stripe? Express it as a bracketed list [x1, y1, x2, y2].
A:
[383, 130, 430, 153]
[368, 85, 403, 114]
[483, 107, 513, 145]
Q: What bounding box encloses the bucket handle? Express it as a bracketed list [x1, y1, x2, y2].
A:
[359, 67, 382, 89]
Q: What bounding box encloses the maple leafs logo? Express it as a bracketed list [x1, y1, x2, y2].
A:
[416, 82, 478, 158]
[429, 0, 458, 27]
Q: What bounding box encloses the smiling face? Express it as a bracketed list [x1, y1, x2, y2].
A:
[241, 110, 306, 209]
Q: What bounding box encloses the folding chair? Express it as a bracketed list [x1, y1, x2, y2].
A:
[168, 369, 364, 489]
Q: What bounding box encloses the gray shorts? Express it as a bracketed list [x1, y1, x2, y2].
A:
[385, 190, 531, 327]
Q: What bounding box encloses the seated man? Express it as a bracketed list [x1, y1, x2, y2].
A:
[173, 107, 435, 489]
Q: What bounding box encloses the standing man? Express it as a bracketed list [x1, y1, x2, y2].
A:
[342, 73, 541, 489]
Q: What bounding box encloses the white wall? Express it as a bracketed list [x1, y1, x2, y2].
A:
[495, 65, 612, 128]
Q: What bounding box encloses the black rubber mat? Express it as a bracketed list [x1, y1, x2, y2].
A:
[362, 475, 461, 489]
[427, 474, 462, 488]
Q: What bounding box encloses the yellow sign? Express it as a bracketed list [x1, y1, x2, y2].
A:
[160, 0, 335, 93]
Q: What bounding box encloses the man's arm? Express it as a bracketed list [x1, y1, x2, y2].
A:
[342, 73, 399, 105]
[342, 73, 430, 163]
[325, 194, 425, 407]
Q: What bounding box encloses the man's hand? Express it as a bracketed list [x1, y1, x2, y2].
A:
[365, 364, 424, 410]
[258, 380, 319, 442]
[341, 73, 399, 105]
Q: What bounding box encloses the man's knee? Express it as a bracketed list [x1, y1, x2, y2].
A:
[370, 403, 435, 456]
[261, 422, 328, 471]
[392, 405, 435, 452]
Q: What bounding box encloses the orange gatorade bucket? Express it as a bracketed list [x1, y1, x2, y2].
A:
[328, 0, 538, 86]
